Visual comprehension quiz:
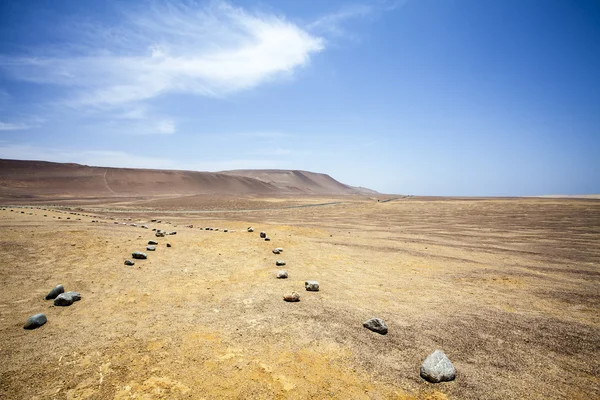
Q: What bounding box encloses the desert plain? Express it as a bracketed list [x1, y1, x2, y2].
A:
[0, 193, 599, 400]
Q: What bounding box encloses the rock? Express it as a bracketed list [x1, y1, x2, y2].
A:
[283, 292, 300, 302]
[260, 232, 266, 238]
[54, 291, 81, 306]
[155, 232, 165, 237]
[247, 227, 254, 232]
[148, 240, 158, 245]
[168, 231, 177, 235]
[264, 237, 271, 241]
[272, 249, 281, 254]
[205, 227, 210, 230]
[141, 225, 148, 229]
[363, 318, 388, 335]
[124, 259, 135, 266]
[146, 245, 156, 251]
[24, 313, 47, 330]
[275, 248, 283, 252]
[166, 243, 171, 247]
[277, 270, 288, 279]
[45, 284, 64, 300]
[275, 260, 286, 266]
[420, 350, 456, 383]
[132, 251, 147, 259]
[305, 280, 320, 292]
[224, 229, 228, 232]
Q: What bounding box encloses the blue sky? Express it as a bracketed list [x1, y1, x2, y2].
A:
[0, 0, 599, 195]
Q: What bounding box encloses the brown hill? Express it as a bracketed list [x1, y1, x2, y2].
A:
[220, 169, 365, 195]
[0, 159, 371, 198]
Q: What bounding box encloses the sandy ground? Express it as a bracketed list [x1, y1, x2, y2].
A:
[0, 197, 599, 399]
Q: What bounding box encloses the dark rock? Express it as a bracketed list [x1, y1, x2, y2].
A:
[54, 291, 81, 306]
[45, 284, 64, 300]
[272, 249, 281, 254]
[148, 240, 158, 245]
[363, 318, 388, 335]
[24, 313, 47, 329]
[124, 259, 135, 266]
[420, 350, 456, 383]
[264, 237, 271, 241]
[166, 243, 172, 247]
[132, 251, 147, 259]
[155, 232, 165, 237]
[260, 232, 266, 238]
[305, 280, 320, 292]
[247, 227, 254, 232]
[275, 260, 286, 266]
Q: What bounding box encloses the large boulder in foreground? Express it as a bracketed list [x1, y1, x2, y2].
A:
[363, 318, 388, 335]
[24, 313, 47, 329]
[45, 284, 64, 300]
[420, 350, 456, 383]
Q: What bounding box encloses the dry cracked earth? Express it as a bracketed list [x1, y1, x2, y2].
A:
[0, 196, 599, 399]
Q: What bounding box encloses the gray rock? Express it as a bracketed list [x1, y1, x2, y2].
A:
[420, 350, 456, 383]
[124, 259, 135, 266]
[155, 232, 165, 237]
[260, 231, 266, 238]
[148, 240, 158, 245]
[275, 248, 283, 252]
[276, 260, 286, 266]
[24, 313, 47, 330]
[363, 318, 387, 335]
[277, 270, 288, 279]
[247, 227, 254, 232]
[54, 291, 81, 306]
[305, 280, 320, 292]
[132, 251, 147, 259]
[45, 284, 64, 300]
[146, 245, 156, 251]
[272, 249, 281, 254]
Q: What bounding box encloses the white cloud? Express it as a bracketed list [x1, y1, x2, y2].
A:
[0, 122, 34, 131]
[0, 1, 324, 111]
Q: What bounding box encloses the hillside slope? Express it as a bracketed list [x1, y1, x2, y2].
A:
[0, 159, 371, 198]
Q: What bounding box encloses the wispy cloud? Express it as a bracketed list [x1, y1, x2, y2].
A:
[0, 122, 34, 131]
[308, 1, 404, 37]
[0, 1, 324, 114]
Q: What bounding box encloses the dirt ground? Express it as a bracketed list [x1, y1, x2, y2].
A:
[0, 196, 598, 399]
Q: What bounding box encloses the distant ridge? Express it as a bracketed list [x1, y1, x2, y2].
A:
[0, 159, 375, 198]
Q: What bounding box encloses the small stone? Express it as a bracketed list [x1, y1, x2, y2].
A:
[45, 284, 64, 300]
[275, 248, 283, 252]
[264, 237, 271, 241]
[272, 249, 281, 254]
[166, 243, 172, 247]
[124, 259, 135, 266]
[168, 231, 177, 235]
[277, 270, 288, 279]
[363, 318, 388, 334]
[148, 240, 158, 245]
[155, 232, 165, 237]
[276, 260, 286, 266]
[305, 280, 320, 292]
[54, 291, 81, 306]
[260, 231, 266, 238]
[24, 313, 47, 330]
[132, 251, 147, 259]
[247, 227, 254, 232]
[283, 292, 300, 302]
[224, 229, 228, 232]
[420, 350, 456, 383]
[146, 245, 156, 251]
